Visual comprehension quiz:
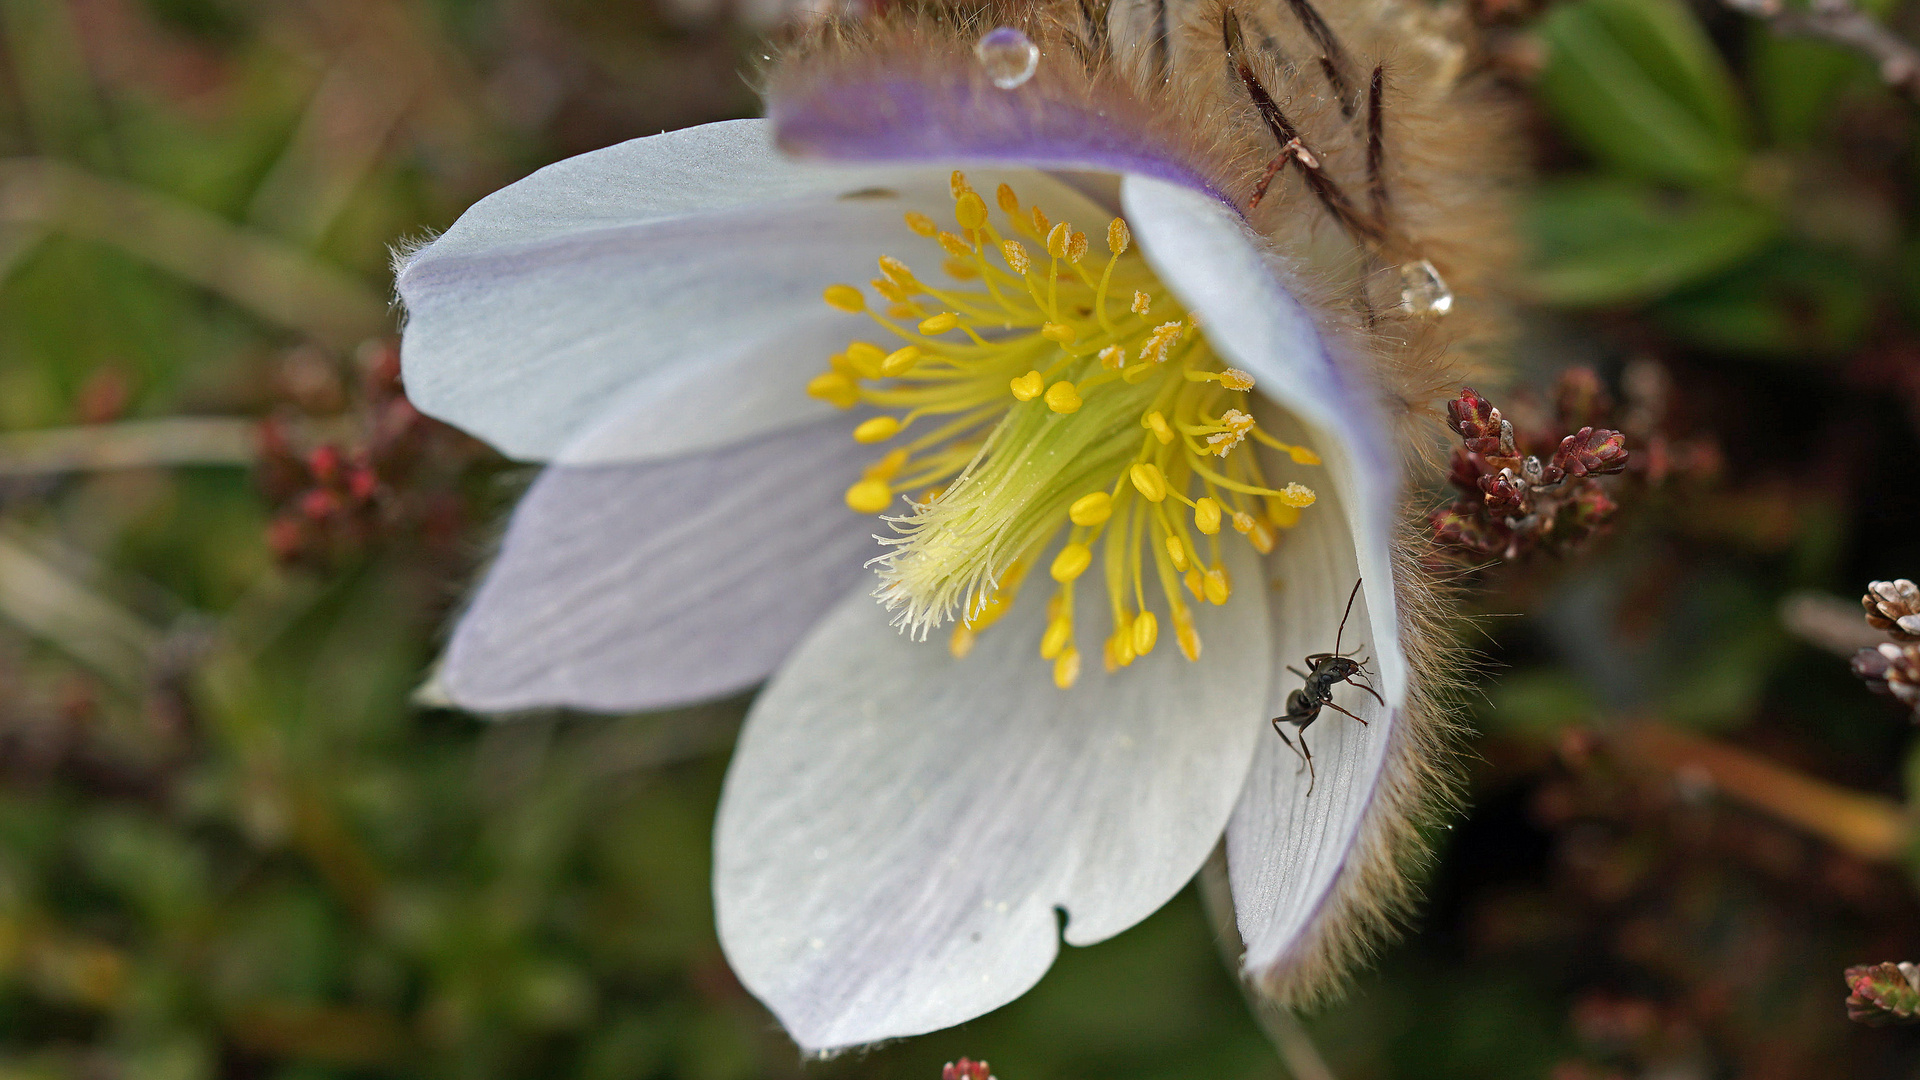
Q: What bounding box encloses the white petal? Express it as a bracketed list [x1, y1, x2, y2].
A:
[713, 542, 1271, 1051]
[398, 119, 1110, 464]
[1225, 406, 1406, 986]
[439, 419, 879, 713]
[1120, 175, 1404, 705]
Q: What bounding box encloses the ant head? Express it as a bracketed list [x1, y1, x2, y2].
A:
[1323, 655, 1363, 679]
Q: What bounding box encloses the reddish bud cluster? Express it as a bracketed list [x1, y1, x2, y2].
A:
[1845, 962, 1920, 1025]
[1430, 371, 1631, 562]
[941, 1059, 994, 1080]
[259, 339, 482, 570]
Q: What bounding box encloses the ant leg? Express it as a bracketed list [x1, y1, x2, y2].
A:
[1287, 665, 1311, 681]
[1272, 718, 1309, 777]
[1300, 730, 1316, 796]
[1343, 675, 1387, 708]
[1325, 700, 1371, 726]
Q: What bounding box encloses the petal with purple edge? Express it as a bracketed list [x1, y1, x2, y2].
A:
[770, 48, 1228, 203]
[1226, 406, 1404, 994]
[714, 541, 1270, 1052]
[439, 418, 878, 713]
[1120, 174, 1405, 703]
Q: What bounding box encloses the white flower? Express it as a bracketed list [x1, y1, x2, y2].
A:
[396, 8, 1490, 1053]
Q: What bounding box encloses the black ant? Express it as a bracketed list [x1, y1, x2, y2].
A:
[1271, 578, 1385, 795]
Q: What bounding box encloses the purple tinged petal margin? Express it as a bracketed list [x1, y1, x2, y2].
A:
[770, 54, 1231, 205]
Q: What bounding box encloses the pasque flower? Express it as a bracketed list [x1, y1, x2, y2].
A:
[396, 0, 1510, 1053]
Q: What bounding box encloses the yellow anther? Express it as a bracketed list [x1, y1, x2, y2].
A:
[996, 183, 1020, 214]
[1030, 205, 1050, 235]
[1051, 542, 1093, 582]
[1001, 240, 1031, 274]
[1289, 445, 1322, 465]
[1040, 322, 1077, 344]
[918, 312, 959, 334]
[1132, 610, 1159, 655]
[1103, 634, 1123, 672]
[823, 284, 865, 312]
[1247, 516, 1278, 554]
[938, 232, 973, 258]
[1069, 491, 1113, 527]
[950, 170, 971, 199]
[1276, 482, 1317, 508]
[956, 191, 990, 229]
[879, 255, 917, 286]
[1269, 502, 1302, 528]
[807, 371, 860, 409]
[1166, 535, 1190, 571]
[845, 341, 886, 377]
[1100, 345, 1125, 370]
[1044, 380, 1082, 413]
[1053, 646, 1081, 689]
[950, 624, 977, 658]
[865, 447, 909, 480]
[942, 256, 979, 280]
[1067, 231, 1088, 262]
[1232, 511, 1256, 533]
[1204, 567, 1231, 605]
[846, 478, 892, 513]
[1132, 290, 1151, 315]
[905, 211, 938, 237]
[1144, 411, 1174, 444]
[881, 345, 922, 376]
[854, 416, 901, 443]
[1010, 370, 1046, 401]
[1184, 567, 1205, 601]
[1194, 497, 1222, 535]
[1220, 368, 1255, 391]
[1174, 608, 1201, 660]
[1046, 222, 1070, 259]
[1107, 217, 1131, 255]
[1142, 323, 1183, 364]
[1040, 615, 1073, 659]
[1129, 462, 1168, 502]
[872, 277, 910, 303]
[1110, 624, 1136, 667]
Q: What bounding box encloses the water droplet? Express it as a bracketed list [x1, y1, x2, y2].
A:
[975, 26, 1039, 89]
[1399, 259, 1453, 316]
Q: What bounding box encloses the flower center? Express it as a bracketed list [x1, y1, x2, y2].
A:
[810, 172, 1321, 688]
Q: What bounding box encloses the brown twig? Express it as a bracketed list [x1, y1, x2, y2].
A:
[1723, 0, 1920, 103]
[1616, 720, 1911, 863]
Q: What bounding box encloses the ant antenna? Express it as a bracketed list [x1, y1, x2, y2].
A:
[1334, 578, 1363, 656]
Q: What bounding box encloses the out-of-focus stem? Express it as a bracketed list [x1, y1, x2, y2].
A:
[1618, 720, 1911, 862]
[0, 417, 257, 476]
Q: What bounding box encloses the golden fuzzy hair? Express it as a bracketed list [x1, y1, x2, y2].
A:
[771, 0, 1507, 1012]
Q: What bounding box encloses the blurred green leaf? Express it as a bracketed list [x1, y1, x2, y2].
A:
[1536, 0, 1750, 187]
[1527, 177, 1779, 305]
[1655, 243, 1873, 355]
[1749, 31, 1872, 145]
[1483, 669, 1602, 739]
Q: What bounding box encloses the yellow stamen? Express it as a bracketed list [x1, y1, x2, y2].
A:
[1069, 491, 1113, 527]
[854, 416, 900, 443]
[1132, 611, 1158, 656]
[1044, 380, 1082, 414]
[1130, 462, 1168, 502]
[1051, 543, 1093, 582]
[1053, 646, 1081, 689]
[808, 371, 860, 409]
[820, 172, 1323, 680]
[846, 479, 891, 513]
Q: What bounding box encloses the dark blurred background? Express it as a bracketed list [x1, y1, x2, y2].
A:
[1, 0, 1919, 1077]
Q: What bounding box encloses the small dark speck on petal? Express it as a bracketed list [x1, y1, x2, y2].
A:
[839, 187, 899, 201]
